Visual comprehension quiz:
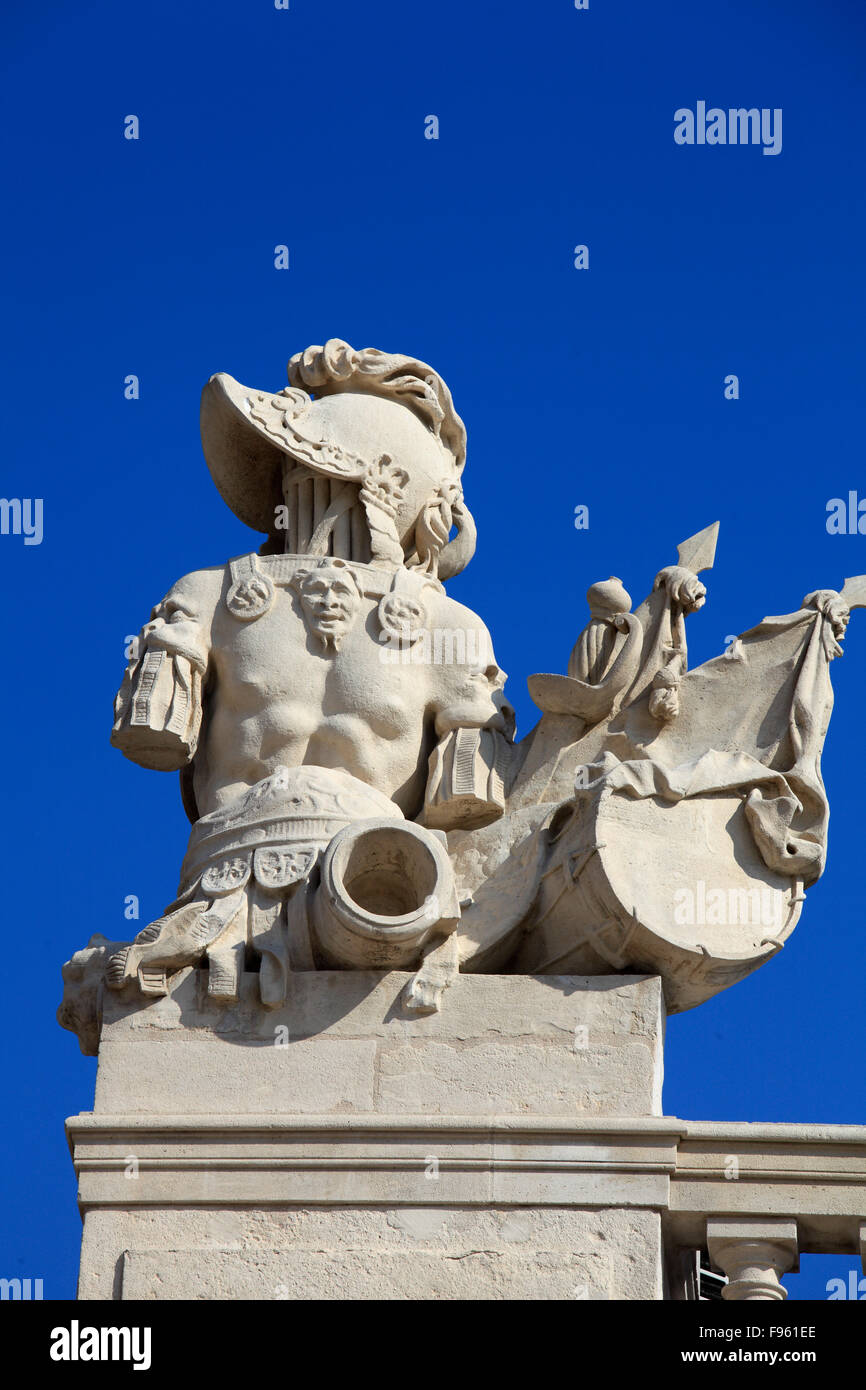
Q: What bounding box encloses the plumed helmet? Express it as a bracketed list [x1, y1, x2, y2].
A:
[200, 339, 475, 577]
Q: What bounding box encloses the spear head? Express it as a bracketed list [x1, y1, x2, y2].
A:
[838, 575, 866, 610]
[677, 521, 720, 574]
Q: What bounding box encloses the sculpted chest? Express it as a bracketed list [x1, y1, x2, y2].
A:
[210, 562, 435, 738]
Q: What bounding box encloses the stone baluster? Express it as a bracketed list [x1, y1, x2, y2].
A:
[706, 1219, 798, 1300]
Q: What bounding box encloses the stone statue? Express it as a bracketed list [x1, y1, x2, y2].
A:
[58, 339, 866, 1050]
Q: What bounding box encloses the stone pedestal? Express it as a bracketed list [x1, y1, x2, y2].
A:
[68, 970, 669, 1300]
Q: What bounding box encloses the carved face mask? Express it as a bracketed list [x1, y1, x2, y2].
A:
[295, 566, 362, 650]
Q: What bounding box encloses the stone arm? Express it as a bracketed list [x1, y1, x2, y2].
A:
[111, 574, 214, 772]
[628, 565, 707, 721]
[406, 622, 513, 1013]
[419, 621, 515, 833]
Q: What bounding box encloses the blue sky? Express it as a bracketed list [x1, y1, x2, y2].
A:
[1, 0, 864, 1301]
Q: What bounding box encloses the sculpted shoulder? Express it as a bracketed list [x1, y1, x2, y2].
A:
[112, 563, 228, 776]
[419, 587, 512, 736]
[422, 589, 500, 675]
[155, 564, 227, 625]
[425, 589, 497, 648]
[141, 563, 229, 672]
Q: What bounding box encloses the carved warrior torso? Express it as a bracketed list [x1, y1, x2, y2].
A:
[99, 342, 517, 1016]
[55, 337, 863, 1049]
[124, 555, 508, 821]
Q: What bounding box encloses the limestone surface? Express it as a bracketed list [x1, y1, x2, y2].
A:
[57, 341, 866, 1301]
[60, 342, 866, 1038]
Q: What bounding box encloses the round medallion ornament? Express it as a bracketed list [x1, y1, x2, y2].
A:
[377, 591, 427, 647]
[227, 570, 274, 621]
